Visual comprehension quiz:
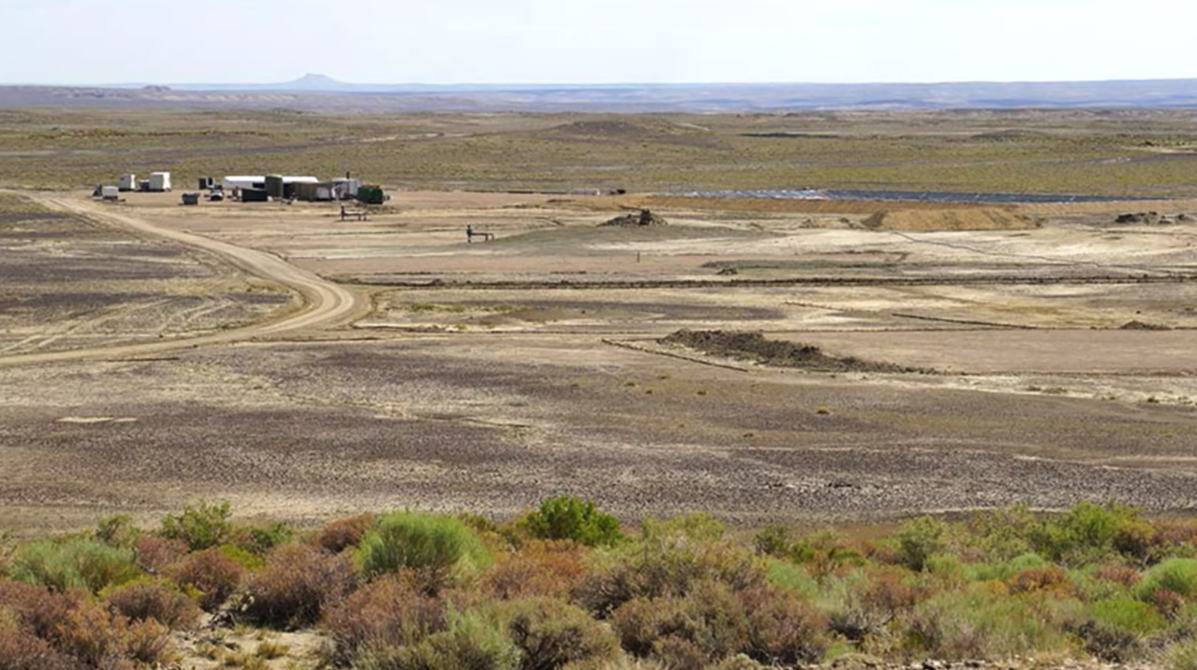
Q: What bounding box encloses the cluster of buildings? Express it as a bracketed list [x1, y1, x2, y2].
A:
[220, 175, 365, 202]
[98, 171, 385, 205]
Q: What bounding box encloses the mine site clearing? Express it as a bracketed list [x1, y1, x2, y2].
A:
[4, 185, 1197, 534]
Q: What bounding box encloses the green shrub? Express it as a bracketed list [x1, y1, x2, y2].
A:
[764, 560, 818, 599]
[504, 598, 620, 670]
[964, 553, 1051, 583]
[1169, 639, 1197, 670]
[520, 496, 624, 548]
[896, 517, 948, 573]
[94, 515, 141, 550]
[160, 501, 235, 551]
[356, 609, 521, 670]
[1138, 559, 1197, 600]
[1028, 502, 1141, 567]
[240, 543, 356, 629]
[574, 531, 763, 616]
[11, 539, 138, 594]
[1091, 599, 1167, 636]
[753, 525, 795, 559]
[906, 586, 1076, 660]
[102, 578, 201, 630]
[219, 544, 266, 571]
[357, 512, 492, 586]
[238, 522, 295, 556]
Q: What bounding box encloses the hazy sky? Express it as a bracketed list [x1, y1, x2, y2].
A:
[1, 0, 1193, 85]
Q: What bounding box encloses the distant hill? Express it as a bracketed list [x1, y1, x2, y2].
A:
[4, 77, 1197, 112]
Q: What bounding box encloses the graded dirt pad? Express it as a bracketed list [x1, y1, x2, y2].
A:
[781, 329, 1197, 375]
[661, 329, 930, 373]
[0, 195, 293, 355]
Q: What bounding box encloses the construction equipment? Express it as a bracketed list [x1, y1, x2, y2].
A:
[356, 184, 386, 205]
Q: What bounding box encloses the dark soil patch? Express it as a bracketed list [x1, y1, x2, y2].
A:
[661, 329, 933, 374]
[1121, 320, 1173, 331]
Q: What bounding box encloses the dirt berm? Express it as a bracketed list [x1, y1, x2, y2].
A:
[661, 330, 932, 373]
[862, 208, 1038, 231]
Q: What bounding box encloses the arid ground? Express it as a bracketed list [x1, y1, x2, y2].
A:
[5, 169, 1197, 537]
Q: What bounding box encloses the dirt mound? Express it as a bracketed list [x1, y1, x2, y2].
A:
[1115, 212, 1182, 225]
[600, 209, 668, 227]
[660, 330, 930, 373]
[862, 208, 1038, 231]
[1120, 320, 1172, 331]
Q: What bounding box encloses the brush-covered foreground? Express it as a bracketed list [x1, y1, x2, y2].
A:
[4, 500, 1197, 670]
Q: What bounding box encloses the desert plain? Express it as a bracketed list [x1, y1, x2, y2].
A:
[4, 110, 1197, 536]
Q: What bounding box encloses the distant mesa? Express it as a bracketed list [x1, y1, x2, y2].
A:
[140, 85, 172, 93]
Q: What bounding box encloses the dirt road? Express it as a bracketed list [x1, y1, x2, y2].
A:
[0, 193, 369, 367]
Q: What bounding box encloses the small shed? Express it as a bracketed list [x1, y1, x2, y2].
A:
[119, 174, 137, 192]
[149, 172, 172, 192]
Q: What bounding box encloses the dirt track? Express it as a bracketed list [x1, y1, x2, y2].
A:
[0, 194, 369, 367]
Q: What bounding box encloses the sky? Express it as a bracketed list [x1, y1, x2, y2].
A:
[0, 0, 1194, 85]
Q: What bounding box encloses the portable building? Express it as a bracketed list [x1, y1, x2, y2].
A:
[295, 182, 335, 202]
[101, 186, 120, 201]
[240, 188, 270, 203]
[198, 176, 215, 190]
[149, 172, 172, 192]
[223, 175, 318, 195]
[119, 174, 137, 192]
[331, 178, 363, 200]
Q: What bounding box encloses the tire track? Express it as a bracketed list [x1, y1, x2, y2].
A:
[0, 193, 370, 367]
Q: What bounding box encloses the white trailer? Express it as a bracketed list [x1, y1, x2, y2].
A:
[149, 172, 172, 192]
[101, 186, 120, 201]
[118, 174, 137, 192]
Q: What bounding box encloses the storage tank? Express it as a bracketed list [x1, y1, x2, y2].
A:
[118, 174, 137, 192]
[149, 172, 172, 192]
[265, 175, 285, 199]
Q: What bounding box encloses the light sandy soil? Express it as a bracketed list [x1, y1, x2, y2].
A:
[4, 189, 1197, 534]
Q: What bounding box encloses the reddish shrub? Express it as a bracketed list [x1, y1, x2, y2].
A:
[861, 567, 923, 613]
[52, 600, 133, 669]
[504, 597, 621, 670]
[103, 579, 201, 630]
[740, 586, 829, 665]
[240, 544, 356, 629]
[1153, 521, 1197, 549]
[315, 513, 375, 554]
[1152, 589, 1185, 620]
[1007, 567, 1071, 595]
[1095, 565, 1142, 588]
[482, 540, 588, 601]
[0, 581, 83, 641]
[322, 574, 448, 666]
[121, 619, 172, 667]
[165, 548, 246, 611]
[134, 536, 188, 576]
[0, 615, 74, 670]
[611, 580, 749, 665]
